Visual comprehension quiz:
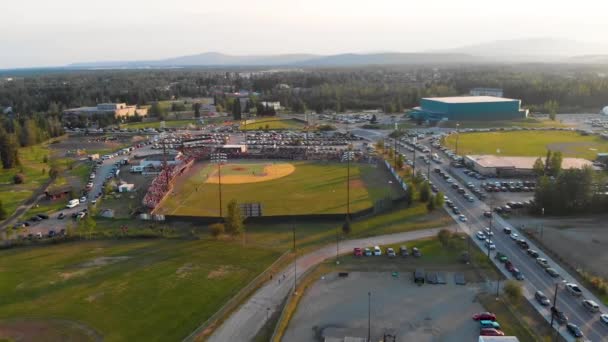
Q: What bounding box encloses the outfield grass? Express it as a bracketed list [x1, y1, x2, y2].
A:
[0, 239, 279, 342]
[444, 130, 608, 160]
[159, 161, 398, 216]
[240, 118, 305, 131]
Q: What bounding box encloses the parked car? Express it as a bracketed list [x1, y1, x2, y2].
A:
[551, 307, 568, 325]
[485, 239, 496, 250]
[412, 247, 422, 257]
[480, 328, 504, 336]
[505, 261, 515, 273]
[373, 246, 382, 256]
[545, 268, 560, 278]
[517, 239, 529, 249]
[57, 212, 65, 219]
[353, 247, 363, 257]
[503, 227, 512, 235]
[458, 214, 467, 222]
[536, 258, 550, 268]
[535, 291, 551, 306]
[494, 252, 508, 263]
[386, 248, 396, 258]
[600, 313, 608, 325]
[30, 216, 42, 222]
[509, 233, 519, 240]
[582, 299, 600, 313]
[479, 320, 501, 330]
[48, 230, 56, 238]
[472, 312, 496, 321]
[399, 246, 409, 257]
[483, 211, 492, 218]
[37, 213, 49, 220]
[476, 231, 486, 240]
[565, 283, 583, 297]
[364, 248, 372, 256]
[566, 323, 583, 338]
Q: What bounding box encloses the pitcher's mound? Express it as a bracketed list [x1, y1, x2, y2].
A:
[206, 163, 295, 184]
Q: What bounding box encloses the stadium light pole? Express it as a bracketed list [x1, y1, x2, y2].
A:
[293, 224, 297, 294]
[211, 152, 227, 217]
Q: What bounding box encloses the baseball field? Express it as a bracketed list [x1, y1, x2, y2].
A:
[444, 130, 608, 160]
[157, 160, 403, 217]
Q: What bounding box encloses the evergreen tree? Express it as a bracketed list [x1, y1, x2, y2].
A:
[549, 151, 563, 176]
[532, 157, 545, 177]
[419, 181, 431, 203]
[193, 103, 201, 118]
[225, 200, 244, 236]
[232, 99, 242, 120]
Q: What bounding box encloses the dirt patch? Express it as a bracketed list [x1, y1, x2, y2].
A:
[206, 163, 295, 184]
[207, 265, 237, 279]
[85, 292, 104, 303]
[0, 319, 102, 342]
[348, 179, 365, 190]
[176, 263, 199, 279]
[79, 256, 130, 268]
[231, 166, 246, 171]
[59, 269, 90, 281]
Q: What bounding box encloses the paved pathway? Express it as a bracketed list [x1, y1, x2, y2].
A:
[206, 227, 443, 342]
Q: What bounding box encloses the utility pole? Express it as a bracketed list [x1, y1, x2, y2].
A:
[455, 122, 460, 156]
[393, 137, 397, 169]
[550, 282, 559, 328]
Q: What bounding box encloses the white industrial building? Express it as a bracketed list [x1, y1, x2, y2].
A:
[465, 155, 594, 177]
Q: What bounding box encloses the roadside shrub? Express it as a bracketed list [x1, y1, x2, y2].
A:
[210, 223, 225, 238]
[437, 229, 452, 247]
[13, 173, 25, 184]
[503, 280, 523, 302]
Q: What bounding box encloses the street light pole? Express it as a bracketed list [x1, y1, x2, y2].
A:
[455, 122, 460, 156]
[550, 282, 559, 328]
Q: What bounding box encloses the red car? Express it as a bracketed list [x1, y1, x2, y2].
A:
[472, 312, 496, 321]
[505, 261, 515, 273]
[353, 247, 362, 257]
[480, 328, 505, 336]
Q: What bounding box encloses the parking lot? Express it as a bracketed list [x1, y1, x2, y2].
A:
[283, 271, 486, 342]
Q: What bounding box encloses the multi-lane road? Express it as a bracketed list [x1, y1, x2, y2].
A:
[392, 136, 608, 342]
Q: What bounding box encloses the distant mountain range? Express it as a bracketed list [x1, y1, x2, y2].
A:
[68, 38, 608, 68]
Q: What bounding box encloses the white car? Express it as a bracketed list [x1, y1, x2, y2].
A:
[476, 231, 486, 240]
[80, 196, 87, 203]
[484, 227, 494, 236]
[458, 215, 467, 222]
[373, 246, 382, 256]
[583, 299, 600, 313]
[600, 313, 608, 325]
[536, 258, 550, 268]
[510, 233, 519, 240]
[485, 239, 496, 250]
[565, 283, 583, 297]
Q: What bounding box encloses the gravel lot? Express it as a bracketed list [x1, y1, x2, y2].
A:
[283, 271, 485, 342]
[509, 215, 608, 279]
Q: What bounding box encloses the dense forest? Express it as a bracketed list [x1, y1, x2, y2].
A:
[1, 64, 608, 118]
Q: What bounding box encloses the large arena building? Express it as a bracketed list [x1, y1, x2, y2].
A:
[410, 96, 528, 121]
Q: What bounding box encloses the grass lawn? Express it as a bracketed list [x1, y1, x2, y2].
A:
[240, 118, 305, 131]
[444, 130, 608, 160]
[159, 161, 398, 216]
[120, 119, 200, 130]
[0, 144, 52, 217]
[0, 239, 280, 342]
[438, 118, 569, 129]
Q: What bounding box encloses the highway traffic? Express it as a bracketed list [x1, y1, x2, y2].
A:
[391, 135, 608, 342]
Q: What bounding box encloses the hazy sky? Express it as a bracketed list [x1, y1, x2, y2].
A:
[2, 0, 608, 68]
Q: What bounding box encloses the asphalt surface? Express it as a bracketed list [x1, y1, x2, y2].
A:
[394, 136, 608, 342]
[205, 228, 443, 342]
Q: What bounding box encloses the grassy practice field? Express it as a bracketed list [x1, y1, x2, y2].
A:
[158, 161, 403, 217]
[240, 118, 306, 131]
[120, 119, 200, 130]
[0, 239, 279, 342]
[444, 130, 608, 160]
[438, 118, 569, 129]
[0, 144, 52, 217]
